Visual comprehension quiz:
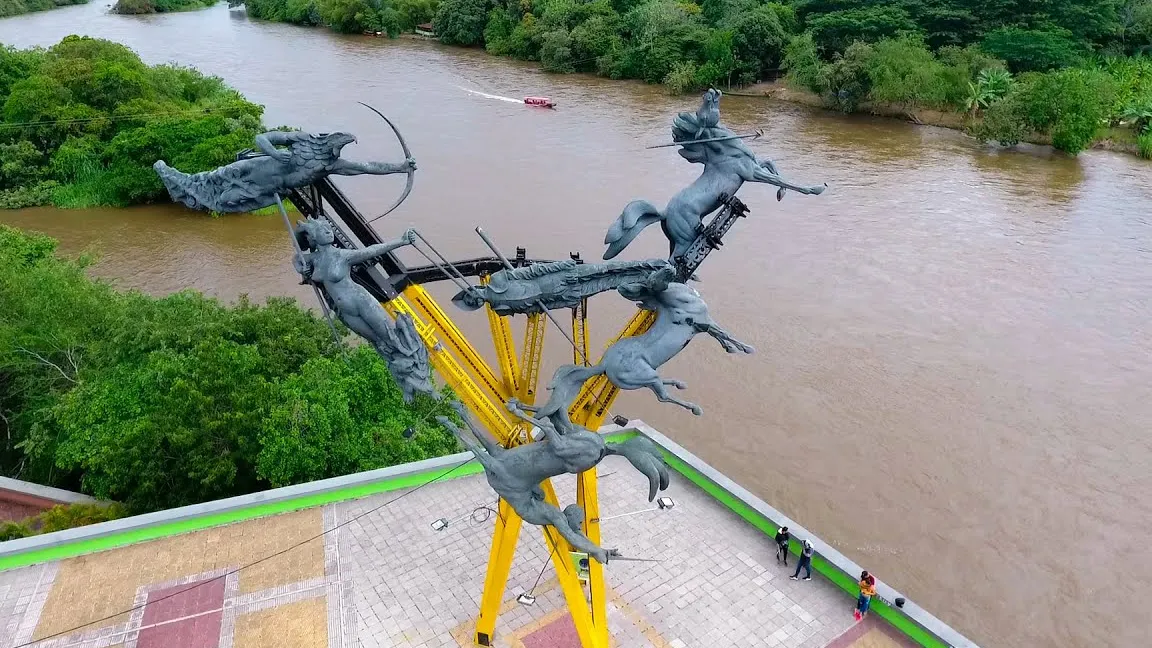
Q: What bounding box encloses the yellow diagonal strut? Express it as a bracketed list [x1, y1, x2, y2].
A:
[384, 283, 655, 648]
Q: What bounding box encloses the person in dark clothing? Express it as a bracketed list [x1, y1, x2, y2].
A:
[790, 539, 814, 581]
[774, 526, 791, 565]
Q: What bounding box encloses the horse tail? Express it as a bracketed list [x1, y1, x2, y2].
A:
[536, 363, 604, 418]
[603, 200, 663, 260]
[153, 160, 197, 208]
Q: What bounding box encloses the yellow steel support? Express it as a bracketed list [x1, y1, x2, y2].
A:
[383, 286, 514, 438]
[485, 302, 520, 395]
[382, 282, 657, 648]
[475, 499, 522, 645]
[518, 313, 546, 403]
[571, 299, 590, 366]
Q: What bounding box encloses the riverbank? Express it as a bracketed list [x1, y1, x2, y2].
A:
[0, 36, 267, 210]
[112, 0, 218, 14]
[742, 80, 1143, 157]
[0, 0, 85, 18]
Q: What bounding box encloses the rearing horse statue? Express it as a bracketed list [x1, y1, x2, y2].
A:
[603, 88, 826, 260]
[526, 267, 754, 426]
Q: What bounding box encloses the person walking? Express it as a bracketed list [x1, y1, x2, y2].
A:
[854, 571, 877, 621]
[774, 526, 791, 565]
[789, 539, 813, 581]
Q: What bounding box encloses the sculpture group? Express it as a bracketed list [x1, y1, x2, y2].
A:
[153, 88, 824, 566]
[442, 89, 824, 563]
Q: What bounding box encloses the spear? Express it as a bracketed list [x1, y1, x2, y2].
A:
[645, 128, 764, 149]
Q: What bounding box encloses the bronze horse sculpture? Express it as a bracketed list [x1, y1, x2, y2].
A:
[436, 399, 669, 565]
[527, 266, 754, 426]
[603, 88, 826, 260]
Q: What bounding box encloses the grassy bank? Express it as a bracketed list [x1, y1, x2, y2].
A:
[0, 0, 86, 19]
[0, 36, 273, 209]
[113, 0, 219, 14]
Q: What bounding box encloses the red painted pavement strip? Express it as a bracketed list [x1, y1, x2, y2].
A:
[824, 614, 919, 648]
[521, 613, 583, 648]
[138, 578, 226, 648]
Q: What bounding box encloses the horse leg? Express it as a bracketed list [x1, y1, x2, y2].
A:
[700, 322, 755, 354]
[644, 377, 703, 415]
[751, 165, 826, 195]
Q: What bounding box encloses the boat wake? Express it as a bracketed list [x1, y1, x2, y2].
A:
[457, 86, 522, 104]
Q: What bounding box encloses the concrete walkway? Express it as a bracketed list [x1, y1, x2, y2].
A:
[0, 456, 915, 648]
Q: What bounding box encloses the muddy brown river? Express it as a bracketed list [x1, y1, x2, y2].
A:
[3, 4, 1152, 646]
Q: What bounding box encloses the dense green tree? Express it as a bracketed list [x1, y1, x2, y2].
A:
[0, 37, 265, 209]
[0, 225, 461, 512]
[540, 28, 577, 71]
[729, 5, 789, 80]
[807, 6, 920, 55]
[0, 0, 87, 18]
[979, 27, 1084, 72]
[865, 36, 951, 108]
[435, 0, 490, 45]
[820, 41, 874, 110]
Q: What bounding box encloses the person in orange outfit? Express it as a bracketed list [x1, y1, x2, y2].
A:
[855, 571, 877, 621]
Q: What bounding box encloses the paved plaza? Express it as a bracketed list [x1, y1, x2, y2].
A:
[0, 456, 916, 648]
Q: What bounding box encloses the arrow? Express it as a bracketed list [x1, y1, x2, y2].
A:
[646, 129, 764, 149]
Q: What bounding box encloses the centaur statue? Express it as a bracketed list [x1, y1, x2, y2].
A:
[153, 130, 416, 214]
[603, 88, 826, 260]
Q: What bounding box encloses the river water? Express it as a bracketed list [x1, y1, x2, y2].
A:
[3, 4, 1151, 646]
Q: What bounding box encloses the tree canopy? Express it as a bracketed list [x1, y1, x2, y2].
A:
[0, 225, 461, 513]
[0, 36, 266, 209]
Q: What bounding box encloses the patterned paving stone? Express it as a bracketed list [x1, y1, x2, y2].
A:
[0, 454, 917, 648]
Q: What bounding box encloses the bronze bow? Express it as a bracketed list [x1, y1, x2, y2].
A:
[358, 101, 415, 223]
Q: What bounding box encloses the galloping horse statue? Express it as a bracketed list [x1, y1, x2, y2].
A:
[527, 266, 754, 426]
[603, 88, 826, 260]
[436, 399, 669, 565]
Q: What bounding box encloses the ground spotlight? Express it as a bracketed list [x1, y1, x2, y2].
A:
[403, 427, 416, 439]
[612, 414, 629, 426]
[895, 597, 906, 609]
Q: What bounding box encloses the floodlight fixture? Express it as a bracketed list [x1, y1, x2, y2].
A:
[612, 414, 630, 426]
[430, 518, 449, 531]
[516, 593, 536, 606]
[657, 497, 675, 510]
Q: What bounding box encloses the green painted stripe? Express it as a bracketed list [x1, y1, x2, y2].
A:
[659, 450, 949, 648]
[0, 431, 638, 572]
[0, 460, 486, 572]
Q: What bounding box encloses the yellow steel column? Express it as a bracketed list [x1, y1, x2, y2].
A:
[485, 305, 520, 395]
[571, 298, 590, 366]
[475, 499, 523, 646]
[540, 480, 607, 648]
[399, 284, 510, 404]
[517, 313, 546, 404]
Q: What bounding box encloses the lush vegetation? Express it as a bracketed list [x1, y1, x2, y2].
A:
[0, 0, 86, 19]
[0, 225, 461, 513]
[0, 36, 267, 209]
[0, 502, 128, 541]
[238, 0, 438, 35]
[785, 36, 1152, 154]
[235, 0, 1152, 157]
[113, 0, 219, 14]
